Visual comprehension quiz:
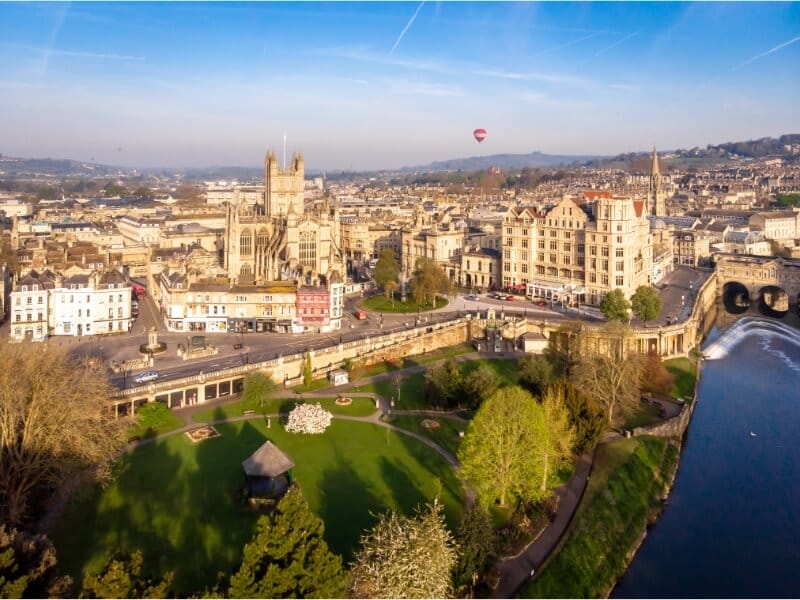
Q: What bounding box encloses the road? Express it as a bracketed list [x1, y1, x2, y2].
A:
[33, 267, 709, 389]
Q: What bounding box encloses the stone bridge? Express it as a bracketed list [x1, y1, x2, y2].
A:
[715, 254, 800, 312]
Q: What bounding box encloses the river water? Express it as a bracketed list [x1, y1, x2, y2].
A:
[613, 317, 800, 598]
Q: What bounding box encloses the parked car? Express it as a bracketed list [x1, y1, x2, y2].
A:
[535, 299, 548, 307]
[133, 370, 159, 384]
[466, 293, 478, 300]
[506, 295, 515, 301]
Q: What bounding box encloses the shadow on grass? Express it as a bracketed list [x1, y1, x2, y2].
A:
[389, 424, 466, 533]
[53, 418, 272, 596]
[316, 451, 383, 562]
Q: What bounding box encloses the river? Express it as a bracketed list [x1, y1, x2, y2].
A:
[613, 316, 800, 598]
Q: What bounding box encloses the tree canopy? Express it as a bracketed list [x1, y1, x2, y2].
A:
[459, 386, 547, 507]
[81, 551, 172, 599]
[545, 379, 605, 454]
[452, 506, 495, 595]
[242, 371, 278, 409]
[373, 248, 399, 296]
[0, 526, 70, 598]
[518, 355, 556, 396]
[349, 500, 457, 599]
[599, 288, 631, 322]
[228, 486, 348, 598]
[0, 343, 127, 525]
[411, 257, 452, 307]
[572, 322, 644, 426]
[423, 359, 465, 408]
[630, 285, 663, 325]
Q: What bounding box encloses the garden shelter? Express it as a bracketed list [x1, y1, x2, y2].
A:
[241, 441, 295, 498]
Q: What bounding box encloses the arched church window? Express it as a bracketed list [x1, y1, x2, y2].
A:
[240, 230, 252, 256]
[257, 228, 269, 249]
[299, 230, 317, 267]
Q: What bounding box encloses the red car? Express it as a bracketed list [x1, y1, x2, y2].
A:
[506, 295, 515, 301]
[535, 300, 548, 307]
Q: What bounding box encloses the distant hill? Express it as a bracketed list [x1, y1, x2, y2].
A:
[403, 151, 604, 172]
[0, 154, 125, 177]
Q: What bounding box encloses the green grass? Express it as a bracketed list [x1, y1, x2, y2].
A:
[523, 436, 679, 599]
[127, 406, 185, 442]
[401, 343, 474, 367]
[361, 373, 426, 409]
[52, 419, 464, 596]
[618, 401, 662, 430]
[361, 294, 448, 313]
[663, 357, 697, 401]
[360, 357, 519, 410]
[390, 415, 466, 458]
[460, 358, 520, 388]
[192, 396, 377, 423]
[290, 377, 332, 393]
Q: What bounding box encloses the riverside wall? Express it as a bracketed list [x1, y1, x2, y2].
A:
[111, 272, 719, 412]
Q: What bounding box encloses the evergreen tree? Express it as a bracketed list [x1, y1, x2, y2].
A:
[452, 506, 495, 594]
[0, 526, 70, 599]
[81, 551, 171, 598]
[228, 487, 348, 598]
[303, 352, 313, 388]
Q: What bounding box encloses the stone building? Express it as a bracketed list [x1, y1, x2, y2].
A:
[502, 194, 653, 305]
[223, 152, 344, 286]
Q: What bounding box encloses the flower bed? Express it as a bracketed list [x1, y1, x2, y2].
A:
[285, 403, 333, 434]
[335, 396, 353, 406]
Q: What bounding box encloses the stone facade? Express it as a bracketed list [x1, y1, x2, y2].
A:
[502, 194, 653, 305]
[223, 151, 344, 286]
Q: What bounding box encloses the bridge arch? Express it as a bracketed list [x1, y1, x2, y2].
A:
[722, 281, 750, 314]
[757, 285, 789, 318]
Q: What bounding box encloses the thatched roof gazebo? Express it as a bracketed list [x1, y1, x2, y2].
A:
[241, 441, 295, 499]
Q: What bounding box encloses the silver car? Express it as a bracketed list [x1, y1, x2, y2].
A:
[133, 370, 159, 384]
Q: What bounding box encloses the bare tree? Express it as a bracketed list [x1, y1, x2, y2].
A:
[0, 342, 127, 525]
[572, 322, 644, 426]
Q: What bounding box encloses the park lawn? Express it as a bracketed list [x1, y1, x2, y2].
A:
[523, 436, 679, 599]
[390, 415, 466, 458]
[52, 419, 464, 597]
[361, 372, 426, 409]
[361, 294, 448, 313]
[663, 357, 697, 401]
[192, 396, 377, 423]
[127, 410, 185, 442]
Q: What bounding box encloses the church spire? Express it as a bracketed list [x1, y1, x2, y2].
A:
[649, 146, 665, 217]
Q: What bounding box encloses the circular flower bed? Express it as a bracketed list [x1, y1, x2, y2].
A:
[285, 403, 333, 435]
[335, 396, 353, 406]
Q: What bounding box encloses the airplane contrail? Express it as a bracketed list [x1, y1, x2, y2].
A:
[733, 34, 800, 70]
[391, 2, 425, 54]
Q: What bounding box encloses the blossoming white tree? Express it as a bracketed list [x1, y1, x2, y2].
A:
[285, 403, 333, 434]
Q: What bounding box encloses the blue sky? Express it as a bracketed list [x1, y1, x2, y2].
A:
[1, 2, 799, 171]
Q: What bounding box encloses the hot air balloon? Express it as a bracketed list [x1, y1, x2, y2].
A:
[473, 128, 487, 143]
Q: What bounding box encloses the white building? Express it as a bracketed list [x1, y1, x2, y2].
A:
[8, 268, 131, 341]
